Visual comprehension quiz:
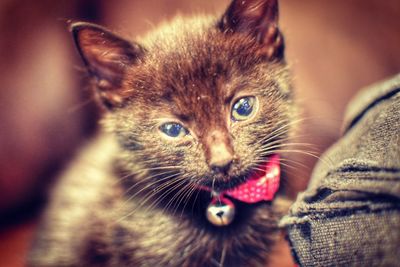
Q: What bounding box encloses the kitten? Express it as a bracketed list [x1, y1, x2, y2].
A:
[27, 0, 296, 266]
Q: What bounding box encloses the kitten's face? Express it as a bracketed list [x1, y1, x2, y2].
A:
[72, 0, 294, 193]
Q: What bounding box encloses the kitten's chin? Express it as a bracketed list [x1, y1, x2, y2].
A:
[200, 177, 246, 192]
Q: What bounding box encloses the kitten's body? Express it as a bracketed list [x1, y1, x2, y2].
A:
[28, 1, 296, 266]
[30, 133, 281, 267]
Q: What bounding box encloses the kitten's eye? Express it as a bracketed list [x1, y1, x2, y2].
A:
[232, 96, 257, 121]
[159, 123, 188, 138]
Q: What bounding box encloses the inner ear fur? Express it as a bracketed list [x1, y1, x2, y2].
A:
[70, 22, 145, 108]
[218, 0, 284, 60]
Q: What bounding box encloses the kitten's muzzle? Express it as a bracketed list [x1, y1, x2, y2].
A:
[210, 158, 233, 174]
[204, 129, 235, 172]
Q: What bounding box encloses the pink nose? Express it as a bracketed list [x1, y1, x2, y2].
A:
[205, 129, 234, 172]
[209, 142, 234, 172]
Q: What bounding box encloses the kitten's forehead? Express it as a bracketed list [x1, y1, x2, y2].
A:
[158, 73, 231, 127]
[124, 31, 205, 111]
[124, 16, 286, 129]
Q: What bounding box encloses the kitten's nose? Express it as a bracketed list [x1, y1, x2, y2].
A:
[205, 129, 235, 173]
[209, 142, 234, 173]
[211, 160, 233, 174]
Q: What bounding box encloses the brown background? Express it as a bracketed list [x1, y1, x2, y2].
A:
[0, 1, 399, 266]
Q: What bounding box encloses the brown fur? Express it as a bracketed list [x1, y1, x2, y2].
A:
[27, 1, 296, 266]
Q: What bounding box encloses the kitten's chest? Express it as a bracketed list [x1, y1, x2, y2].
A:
[108, 202, 280, 267]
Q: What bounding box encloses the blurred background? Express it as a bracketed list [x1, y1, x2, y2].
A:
[0, 0, 399, 266]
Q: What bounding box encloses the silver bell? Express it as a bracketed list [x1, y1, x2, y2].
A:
[206, 196, 235, 226]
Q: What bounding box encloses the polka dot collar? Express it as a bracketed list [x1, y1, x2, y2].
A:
[225, 154, 280, 203]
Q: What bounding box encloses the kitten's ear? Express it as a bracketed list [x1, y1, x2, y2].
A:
[218, 0, 284, 60]
[70, 22, 145, 108]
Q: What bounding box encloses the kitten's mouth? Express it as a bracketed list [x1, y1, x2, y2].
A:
[198, 154, 280, 204]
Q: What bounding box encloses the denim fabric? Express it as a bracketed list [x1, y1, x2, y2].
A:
[281, 74, 400, 267]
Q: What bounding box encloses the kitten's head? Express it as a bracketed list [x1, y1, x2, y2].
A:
[72, 0, 295, 194]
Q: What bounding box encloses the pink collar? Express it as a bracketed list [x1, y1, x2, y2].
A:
[201, 154, 280, 203]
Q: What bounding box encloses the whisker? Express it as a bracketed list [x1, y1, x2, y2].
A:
[145, 176, 191, 214]
[211, 178, 216, 197]
[172, 183, 195, 217]
[272, 149, 332, 167]
[120, 170, 178, 198]
[139, 177, 185, 213]
[142, 166, 182, 172]
[255, 118, 306, 145]
[180, 183, 198, 218]
[254, 142, 318, 155]
[118, 172, 181, 210]
[118, 178, 186, 221]
[190, 183, 202, 216]
[160, 179, 191, 215]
